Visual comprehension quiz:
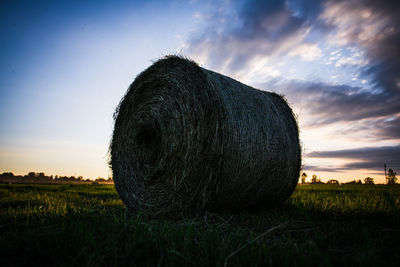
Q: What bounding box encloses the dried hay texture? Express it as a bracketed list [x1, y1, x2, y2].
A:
[111, 56, 301, 217]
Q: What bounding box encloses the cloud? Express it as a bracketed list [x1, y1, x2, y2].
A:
[333, 115, 400, 141]
[186, 0, 318, 74]
[185, 0, 400, 144]
[334, 53, 367, 67]
[267, 80, 400, 129]
[276, 80, 400, 141]
[307, 145, 400, 171]
[302, 165, 345, 172]
[262, 66, 281, 78]
[321, 0, 400, 95]
[288, 43, 322, 61]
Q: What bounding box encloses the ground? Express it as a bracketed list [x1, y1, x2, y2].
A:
[1, 184, 399, 266]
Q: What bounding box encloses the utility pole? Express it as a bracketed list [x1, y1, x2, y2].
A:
[384, 163, 387, 184]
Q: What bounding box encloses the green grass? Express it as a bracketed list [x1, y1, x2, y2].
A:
[1, 184, 399, 266]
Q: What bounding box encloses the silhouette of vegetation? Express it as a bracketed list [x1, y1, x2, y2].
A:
[0, 172, 112, 184]
[364, 177, 375, 185]
[311, 174, 317, 183]
[310, 174, 324, 184]
[342, 179, 362, 185]
[300, 172, 307, 184]
[326, 179, 339, 185]
[297, 173, 387, 185]
[387, 169, 397, 184]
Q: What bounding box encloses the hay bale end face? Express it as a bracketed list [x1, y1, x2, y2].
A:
[111, 56, 301, 217]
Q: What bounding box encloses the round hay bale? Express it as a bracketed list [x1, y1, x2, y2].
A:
[111, 56, 301, 217]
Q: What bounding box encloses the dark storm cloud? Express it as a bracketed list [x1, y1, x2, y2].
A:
[257, 79, 400, 140]
[280, 81, 400, 131]
[307, 145, 400, 171]
[334, 116, 400, 141]
[291, 2, 400, 137]
[302, 165, 344, 172]
[234, 0, 304, 40]
[376, 117, 400, 140]
[187, 0, 323, 72]
[187, 0, 330, 72]
[323, 0, 400, 96]
[187, 0, 400, 139]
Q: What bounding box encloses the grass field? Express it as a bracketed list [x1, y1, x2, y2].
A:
[1, 184, 399, 266]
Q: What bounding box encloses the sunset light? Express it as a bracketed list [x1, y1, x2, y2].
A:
[1, 0, 399, 183]
[1, 1, 400, 266]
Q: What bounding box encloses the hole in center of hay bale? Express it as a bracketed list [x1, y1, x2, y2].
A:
[136, 123, 162, 167]
[136, 124, 160, 146]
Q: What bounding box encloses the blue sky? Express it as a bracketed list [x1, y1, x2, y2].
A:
[1, 0, 399, 182]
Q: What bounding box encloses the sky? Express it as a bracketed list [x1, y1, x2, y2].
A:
[0, 0, 399, 183]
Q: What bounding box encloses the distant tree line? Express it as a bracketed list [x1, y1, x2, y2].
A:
[0, 172, 113, 184]
[299, 171, 398, 185]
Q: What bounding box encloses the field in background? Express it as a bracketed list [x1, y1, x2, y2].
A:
[1, 184, 399, 266]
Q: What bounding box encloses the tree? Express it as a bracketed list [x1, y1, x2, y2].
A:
[96, 177, 106, 182]
[311, 174, 318, 183]
[387, 169, 397, 185]
[301, 172, 307, 184]
[364, 177, 374, 185]
[327, 179, 339, 185]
